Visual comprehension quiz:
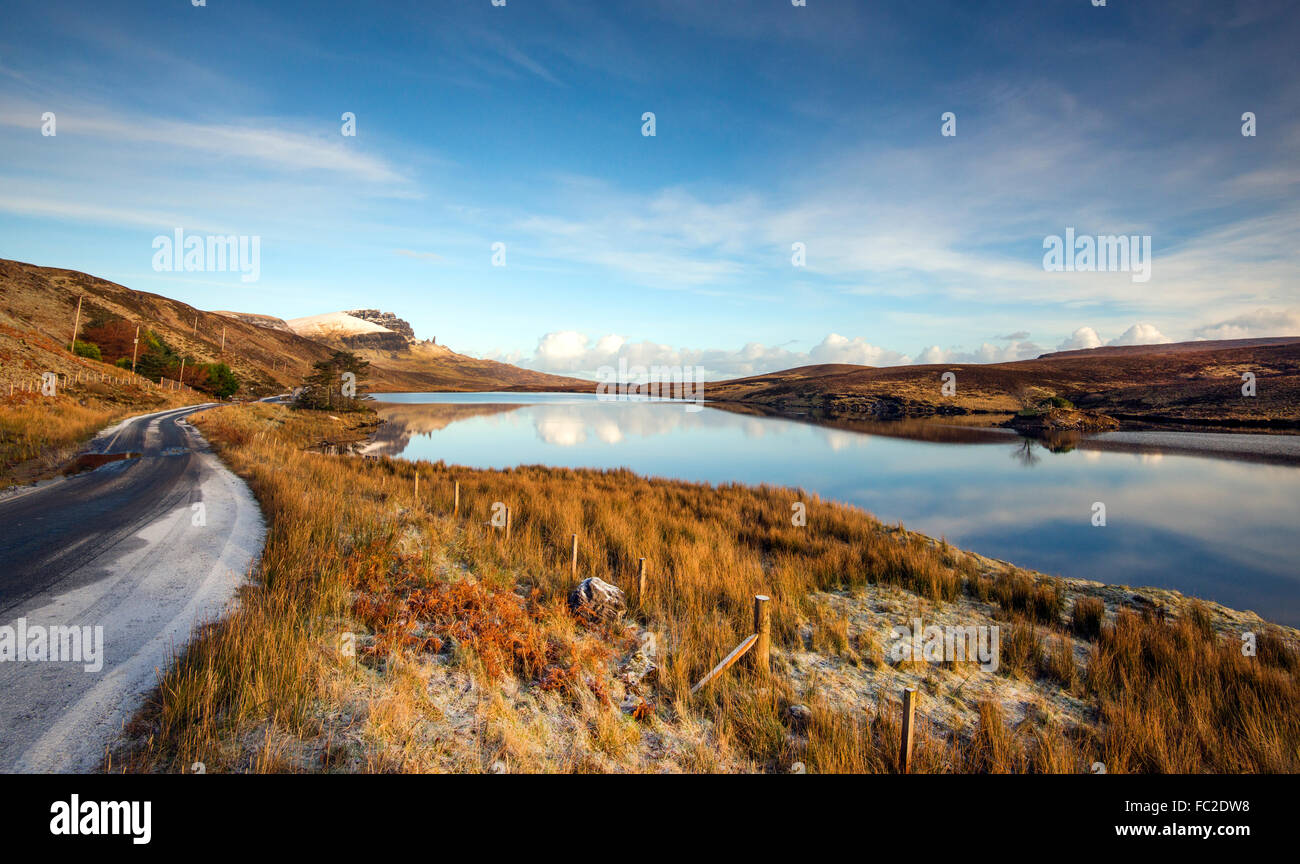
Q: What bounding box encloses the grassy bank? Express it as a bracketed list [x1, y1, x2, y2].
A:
[111, 403, 1300, 773]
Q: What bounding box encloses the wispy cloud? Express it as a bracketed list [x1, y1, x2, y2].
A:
[0, 106, 409, 186]
[1193, 308, 1300, 340]
[394, 249, 443, 262]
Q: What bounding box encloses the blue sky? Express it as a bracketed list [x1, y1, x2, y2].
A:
[1, 0, 1297, 377]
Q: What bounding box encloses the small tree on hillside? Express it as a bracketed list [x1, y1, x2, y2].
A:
[132, 329, 183, 380]
[293, 350, 371, 411]
[68, 340, 102, 361]
[192, 362, 240, 399]
[80, 318, 138, 364]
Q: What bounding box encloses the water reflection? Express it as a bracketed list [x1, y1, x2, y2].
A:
[1013, 438, 1042, 467]
[369, 393, 1300, 625]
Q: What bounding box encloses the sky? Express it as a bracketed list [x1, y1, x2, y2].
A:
[1, 0, 1297, 379]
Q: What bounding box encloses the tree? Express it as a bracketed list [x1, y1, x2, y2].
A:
[293, 350, 371, 411]
[68, 340, 102, 361]
[80, 318, 138, 364]
[132, 329, 183, 380]
[194, 362, 239, 398]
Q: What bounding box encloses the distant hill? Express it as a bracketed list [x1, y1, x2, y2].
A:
[0, 260, 590, 397]
[279, 307, 587, 392]
[706, 338, 1300, 428]
[1037, 337, 1300, 360]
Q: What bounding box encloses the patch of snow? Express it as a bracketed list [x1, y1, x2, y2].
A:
[286, 311, 395, 340]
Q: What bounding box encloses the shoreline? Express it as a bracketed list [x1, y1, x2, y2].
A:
[366, 389, 1300, 465]
[358, 404, 1299, 630]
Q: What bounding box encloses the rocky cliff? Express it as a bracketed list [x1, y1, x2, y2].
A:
[344, 309, 426, 343]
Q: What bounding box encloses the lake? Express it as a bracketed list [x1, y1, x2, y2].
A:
[370, 392, 1300, 626]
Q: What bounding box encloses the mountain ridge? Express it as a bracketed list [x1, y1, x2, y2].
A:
[704, 338, 1300, 428]
[0, 259, 590, 396]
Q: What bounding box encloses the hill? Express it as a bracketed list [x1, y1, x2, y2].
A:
[0, 259, 332, 398]
[279, 307, 586, 391]
[0, 259, 590, 397]
[705, 338, 1300, 429]
[286, 311, 405, 350]
[213, 311, 294, 333]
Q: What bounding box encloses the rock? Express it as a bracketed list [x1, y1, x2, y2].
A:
[619, 630, 660, 693]
[338, 330, 410, 352]
[567, 577, 626, 623]
[1130, 593, 1165, 612]
[345, 309, 418, 342]
[784, 703, 812, 731]
[620, 655, 658, 693]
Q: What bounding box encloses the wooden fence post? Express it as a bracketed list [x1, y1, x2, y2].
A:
[900, 686, 917, 774]
[453, 481, 459, 517]
[570, 533, 578, 576]
[638, 558, 647, 603]
[414, 472, 419, 501]
[753, 594, 771, 674]
[504, 507, 512, 542]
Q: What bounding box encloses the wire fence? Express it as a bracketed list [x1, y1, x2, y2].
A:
[3, 366, 202, 398]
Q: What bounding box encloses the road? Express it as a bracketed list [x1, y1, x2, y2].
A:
[0, 403, 265, 772]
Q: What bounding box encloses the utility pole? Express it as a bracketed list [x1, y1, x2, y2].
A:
[179, 357, 186, 385]
[220, 326, 226, 355]
[193, 314, 198, 334]
[131, 325, 140, 374]
[70, 295, 83, 350]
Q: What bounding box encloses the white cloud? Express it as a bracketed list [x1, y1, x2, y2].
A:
[519, 330, 809, 379]
[1057, 326, 1103, 351]
[1191, 308, 1300, 340]
[531, 330, 600, 372]
[1055, 323, 1173, 351]
[1108, 323, 1170, 346]
[534, 414, 586, 447]
[0, 194, 214, 231]
[0, 106, 410, 186]
[515, 330, 1060, 378]
[915, 340, 1043, 365]
[808, 333, 909, 367]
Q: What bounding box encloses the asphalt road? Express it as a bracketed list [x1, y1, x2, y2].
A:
[0, 403, 265, 772]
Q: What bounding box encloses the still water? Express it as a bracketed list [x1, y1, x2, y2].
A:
[370, 393, 1300, 626]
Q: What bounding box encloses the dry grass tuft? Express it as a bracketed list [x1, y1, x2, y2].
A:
[1071, 596, 1106, 640]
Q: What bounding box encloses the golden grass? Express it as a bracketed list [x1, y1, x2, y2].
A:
[1071, 595, 1106, 639]
[1084, 609, 1300, 772]
[111, 403, 1300, 773]
[0, 395, 118, 466]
